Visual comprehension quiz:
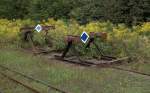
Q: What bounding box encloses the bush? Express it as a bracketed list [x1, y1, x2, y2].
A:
[0, 19, 149, 62]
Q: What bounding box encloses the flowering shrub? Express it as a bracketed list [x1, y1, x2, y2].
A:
[0, 19, 149, 62]
[140, 22, 150, 33]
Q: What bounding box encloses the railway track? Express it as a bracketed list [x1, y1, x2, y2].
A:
[110, 66, 150, 77]
[0, 71, 40, 93]
[0, 64, 71, 93]
[0, 60, 149, 93]
[55, 58, 150, 77]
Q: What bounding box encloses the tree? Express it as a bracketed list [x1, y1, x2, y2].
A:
[30, 0, 74, 20]
[0, 0, 32, 19]
[70, 0, 104, 24]
[0, 0, 149, 24]
[142, 0, 150, 21]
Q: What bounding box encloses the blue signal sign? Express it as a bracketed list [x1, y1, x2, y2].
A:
[80, 31, 89, 43]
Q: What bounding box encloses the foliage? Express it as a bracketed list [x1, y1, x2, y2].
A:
[0, 0, 31, 19]
[0, 19, 149, 62]
[0, 0, 149, 24]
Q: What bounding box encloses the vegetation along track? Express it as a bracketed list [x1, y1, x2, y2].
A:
[0, 64, 71, 93]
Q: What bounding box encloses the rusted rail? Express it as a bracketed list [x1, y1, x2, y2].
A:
[111, 66, 150, 77]
[0, 64, 71, 93]
[55, 56, 150, 77]
[0, 71, 41, 93]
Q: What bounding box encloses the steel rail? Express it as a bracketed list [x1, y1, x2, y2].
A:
[0, 64, 71, 93]
[55, 57, 150, 77]
[111, 66, 150, 77]
[0, 71, 41, 93]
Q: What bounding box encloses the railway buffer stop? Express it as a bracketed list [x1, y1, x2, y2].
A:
[55, 31, 128, 67]
[20, 25, 55, 54]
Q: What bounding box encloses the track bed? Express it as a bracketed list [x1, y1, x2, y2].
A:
[46, 52, 129, 67]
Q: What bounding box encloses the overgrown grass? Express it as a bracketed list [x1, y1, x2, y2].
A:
[0, 48, 150, 93]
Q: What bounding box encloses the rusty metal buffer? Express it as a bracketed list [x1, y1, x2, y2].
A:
[54, 31, 125, 66]
[20, 25, 55, 53]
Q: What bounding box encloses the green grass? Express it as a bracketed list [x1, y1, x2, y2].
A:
[0, 48, 150, 93]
